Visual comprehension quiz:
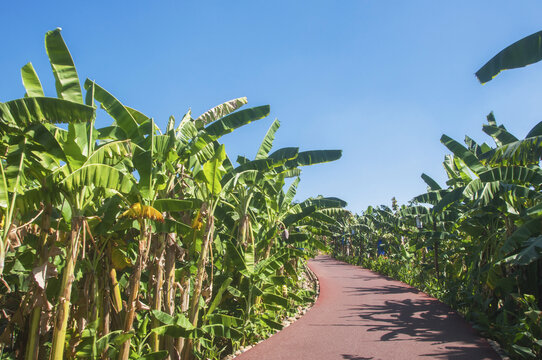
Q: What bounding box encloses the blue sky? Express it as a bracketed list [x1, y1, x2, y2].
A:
[2, 1, 542, 213]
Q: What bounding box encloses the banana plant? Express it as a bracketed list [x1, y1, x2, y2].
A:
[0, 29, 348, 360]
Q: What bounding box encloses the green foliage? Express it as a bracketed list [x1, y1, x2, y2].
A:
[329, 30, 542, 360]
[0, 29, 343, 360]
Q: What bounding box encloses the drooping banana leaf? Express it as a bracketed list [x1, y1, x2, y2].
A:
[398, 205, 431, 217]
[478, 166, 542, 186]
[476, 30, 542, 84]
[97, 126, 128, 141]
[195, 97, 247, 125]
[220, 159, 274, 186]
[421, 173, 441, 191]
[318, 207, 352, 217]
[190, 106, 270, 155]
[525, 120, 542, 138]
[412, 190, 448, 205]
[84, 140, 132, 167]
[283, 197, 346, 227]
[25, 123, 67, 164]
[502, 236, 542, 266]
[482, 124, 518, 147]
[56, 163, 135, 194]
[281, 149, 342, 170]
[84, 80, 139, 139]
[432, 187, 465, 214]
[465, 180, 501, 207]
[0, 97, 95, 127]
[484, 136, 542, 166]
[268, 147, 299, 163]
[282, 168, 302, 178]
[441, 135, 486, 175]
[499, 218, 541, 255]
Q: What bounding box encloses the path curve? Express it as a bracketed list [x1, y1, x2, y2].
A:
[236, 255, 500, 360]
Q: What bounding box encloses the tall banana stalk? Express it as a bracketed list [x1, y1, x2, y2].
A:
[25, 203, 52, 360]
[117, 207, 160, 360]
[150, 234, 166, 352]
[183, 209, 214, 360]
[50, 215, 83, 360]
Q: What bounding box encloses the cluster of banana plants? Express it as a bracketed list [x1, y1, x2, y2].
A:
[0, 29, 345, 360]
[330, 31, 542, 359]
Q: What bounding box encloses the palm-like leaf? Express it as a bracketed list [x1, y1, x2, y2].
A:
[476, 30, 542, 84]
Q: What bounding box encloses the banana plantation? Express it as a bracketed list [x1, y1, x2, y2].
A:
[0, 30, 346, 359]
[330, 31, 542, 360]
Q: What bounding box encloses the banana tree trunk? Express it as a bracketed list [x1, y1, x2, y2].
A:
[264, 234, 274, 260]
[50, 215, 83, 360]
[151, 234, 165, 352]
[432, 219, 440, 284]
[538, 259, 542, 310]
[434, 241, 440, 284]
[118, 223, 151, 360]
[100, 261, 111, 359]
[176, 271, 190, 355]
[182, 214, 214, 360]
[25, 203, 52, 360]
[164, 233, 180, 360]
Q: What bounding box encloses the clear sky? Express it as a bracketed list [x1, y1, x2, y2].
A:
[2, 1, 542, 213]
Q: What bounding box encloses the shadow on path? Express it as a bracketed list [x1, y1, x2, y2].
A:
[235, 255, 499, 360]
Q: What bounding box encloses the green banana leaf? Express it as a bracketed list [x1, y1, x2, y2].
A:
[283, 197, 346, 227]
[196, 97, 247, 125]
[56, 163, 135, 193]
[421, 173, 441, 191]
[45, 28, 83, 103]
[84, 140, 132, 167]
[412, 190, 448, 205]
[201, 144, 227, 196]
[205, 105, 270, 137]
[476, 30, 542, 84]
[485, 136, 542, 166]
[499, 218, 541, 254]
[478, 166, 542, 186]
[26, 123, 67, 164]
[256, 119, 280, 159]
[190, 106, 270, 156]
[85, 80, 139, 138]
[505, 235, 542, 266]
[525, 120, 542, 138]
[21, 62, 44, 97]
[153, 199, 200, 212]
[268, 147, 299, 163]
[441, 135, 486, 175]
[482, 124, 518, 147]
[0, 97, 95, 127]
[204, 277, 233, 319]
[282, 149, 342, 169]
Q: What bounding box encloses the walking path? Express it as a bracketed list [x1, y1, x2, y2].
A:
[236, 255, 500, 360]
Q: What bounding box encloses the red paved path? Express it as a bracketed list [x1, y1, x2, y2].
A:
[236, 255, 500, 360]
